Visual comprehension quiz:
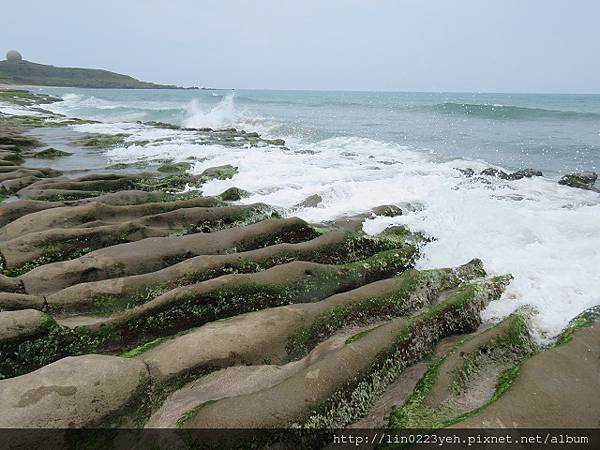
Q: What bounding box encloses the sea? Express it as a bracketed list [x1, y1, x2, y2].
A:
[4, 87, 600, 342]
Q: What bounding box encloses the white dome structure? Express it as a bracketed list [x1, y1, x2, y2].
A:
[6, 50, 23, 61]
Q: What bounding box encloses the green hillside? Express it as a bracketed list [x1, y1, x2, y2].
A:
[0, 60, 186, 89]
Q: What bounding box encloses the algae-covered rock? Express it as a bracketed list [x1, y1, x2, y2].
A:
[157, 162, 192, 173]
[73, 133, 129, 148]
[45, 229, 412, 315]
[0, 293, 46, 311]
[178, 276, 509, 429]
[20, 217, 316, 296]
[0, 309, 49, 342]
[295, 194, 323, 208]
[372, 204, 403, 217]
[0, 354, 149, 427]
[480, 167, 543, 181]
[199, 164, 237, 180]
[457, 322, 600, 427]
[136, 260, 483, 382]
[218, 187, 250, 201]
[390, 312, 536, 429]
[558, 171, 598, 191]
[31, 148, 73, 158]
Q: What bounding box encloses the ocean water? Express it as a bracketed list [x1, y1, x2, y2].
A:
[12, 88, 600, 342]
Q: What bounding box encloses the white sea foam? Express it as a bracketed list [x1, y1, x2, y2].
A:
[187, 134, 600, 343]
[183, 93, 280, 136]
[32, 89, 600, 342]
[0, 102, 45, 116]
[183, 94, 237, 129]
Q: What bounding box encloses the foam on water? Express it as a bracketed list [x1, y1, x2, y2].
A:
[29, 88, 600, 342]
[183, 94, 236, 129]
[191, 133, 600, 343]
[0, 102, 45, 116]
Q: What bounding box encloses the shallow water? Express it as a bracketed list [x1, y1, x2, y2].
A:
[4, 88, 600, 342]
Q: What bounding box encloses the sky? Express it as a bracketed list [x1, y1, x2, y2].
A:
[2, 0, 600, 93]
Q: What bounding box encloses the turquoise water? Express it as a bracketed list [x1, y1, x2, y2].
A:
[36, 88, 600, 176]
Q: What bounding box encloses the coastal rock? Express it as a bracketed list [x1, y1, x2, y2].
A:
[137, 260, 483, 383]
[0, 309, 49, 342]
[0, 354, 149, 427]
[199, 164, 237, 180]
[510, 168, 543, 179]
[480, 167, 543, 181]
[558, 171, 597, 190]
[179, 276, 508, 429]
[457, 168, 475, 177]
[31, 148, 73, 159]
[19, 217, 314, 296]
[371, 204, 403, 217]
[295, 193, 323, 208]
[218, 187, 250, 201]
[0, 292, 46, 310]
[390, 313, 536, 428]
[156, 162, 191, 173]
[458, 323, 600, 427]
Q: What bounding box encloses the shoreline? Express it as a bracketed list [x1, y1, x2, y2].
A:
[0, 88, 598, 443]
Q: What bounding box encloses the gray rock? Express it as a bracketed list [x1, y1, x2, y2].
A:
[218, 187, 251, 201]
[509, 168, 543, 180]
[295, 194, 323, 208]
[558, 171, 597, 190]
[480, 167, 543, 181]
[0, 354, 149, 427]
[199, 164, 237, 180]
[480, 168, 510, 179]
[457, 168, 475, 177]
[0, 309, 48, 342]
[266, 138, 285, 146]
[371, 204, 403, 217]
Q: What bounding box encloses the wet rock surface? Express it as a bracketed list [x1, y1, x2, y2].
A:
[558, 171, 598, 191]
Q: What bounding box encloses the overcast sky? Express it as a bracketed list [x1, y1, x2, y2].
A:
[2, 0, 599, 93]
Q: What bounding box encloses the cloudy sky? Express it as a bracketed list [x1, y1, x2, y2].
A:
[3, 0, 599, 93]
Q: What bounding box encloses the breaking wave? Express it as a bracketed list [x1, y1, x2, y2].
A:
[432, 102, 600, 120]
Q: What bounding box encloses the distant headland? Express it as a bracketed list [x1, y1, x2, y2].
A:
[0, 50, 197, 89]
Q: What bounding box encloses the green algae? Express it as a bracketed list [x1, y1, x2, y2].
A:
[73, 133, 130, 148]
[555, 305, 600, 346]
[176, 400, 218, 428]
[0, 234, 416, 375]
[30, 191, 105, 202]
[345, 329, 372, 345]
[389, 311, 535, 430]
[0, 89, 60, 106]
[157, 162, 192, 173]
[82, 230, 416, 317]
[218, 187, 251, 201]
[111, 248, 416, 350]
[31, 148, 73, 158]
[0, 317, 118, 379]
[298, 276, 511, 429]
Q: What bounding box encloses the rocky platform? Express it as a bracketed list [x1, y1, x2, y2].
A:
[0, 89, 598, 449]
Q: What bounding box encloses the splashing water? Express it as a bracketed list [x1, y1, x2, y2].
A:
[183, 94, 237, 129]
[28, 87, 600, 342]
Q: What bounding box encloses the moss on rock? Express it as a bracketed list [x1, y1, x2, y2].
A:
[157, 162, 192, 173]
[31, 148, 73, 158]
[298, 276, 511, 429]
[73, 133, 130, 148]
[389, 311, 535, 430]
